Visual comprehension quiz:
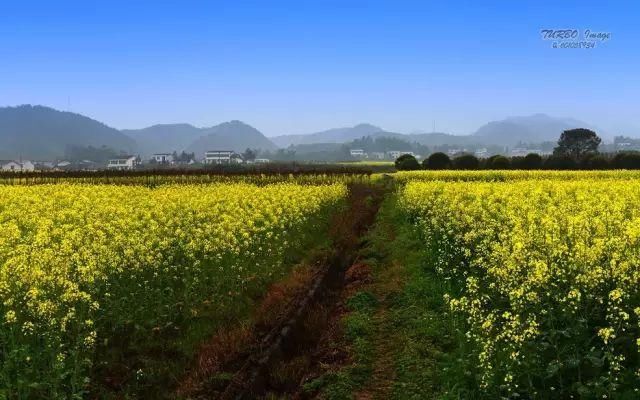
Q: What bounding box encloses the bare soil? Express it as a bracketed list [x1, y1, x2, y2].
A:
[176, 184, 386, 400]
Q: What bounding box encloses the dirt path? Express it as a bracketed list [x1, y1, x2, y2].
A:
[176, 183, 387, 399]
[299, 195, 448, 400]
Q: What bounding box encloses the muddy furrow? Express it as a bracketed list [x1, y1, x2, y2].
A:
[178, 184, 385, 400]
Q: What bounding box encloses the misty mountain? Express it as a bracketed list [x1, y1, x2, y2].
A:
[185, 120, 277, 156]
[473, 114, 603, 146]
[272, 123, 384, 147]
[124, 120, 278, 157]
[275, 115, 606, 150]
[273, 123, 483, 148]
[0, 105, 136, 160]
[122, 124, 203, 157]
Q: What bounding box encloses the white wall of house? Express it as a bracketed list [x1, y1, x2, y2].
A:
[153, 154, 174, 163]
[205, 151, 234, 164]
[21, 160, 35, 171]
[1, 160, 35, 172]
[387, 150, 415, 159]
[1, 161, 21, 171]
[107, 156, 139, 170]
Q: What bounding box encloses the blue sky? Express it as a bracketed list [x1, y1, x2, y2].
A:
[1, 1, 638, 136]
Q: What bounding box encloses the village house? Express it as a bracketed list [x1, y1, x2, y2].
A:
[387, 150, 415, 160]
[0, 160, 35, 172]
[107, 156, 140, 170]
[152, 153, 174, 164]
[204, 150, 242, 164]
[349, 149, 366, 158]
[510, 148, 544, 157]
[54, 160, 72, 169]
[474, 148, 488, 158]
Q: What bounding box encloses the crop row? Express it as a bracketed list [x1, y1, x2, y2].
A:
[394, 169, 640, 183]
[399, 179, 640, 397]
[0, 183, 346, 398]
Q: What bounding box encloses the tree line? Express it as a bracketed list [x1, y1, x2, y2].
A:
[396, 128, 640, 170]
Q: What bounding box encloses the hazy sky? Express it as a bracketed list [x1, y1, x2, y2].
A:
[1, 1, 638, 136]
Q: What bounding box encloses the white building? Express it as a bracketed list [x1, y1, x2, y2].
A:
[510, 148, 528, 157]
[107, 156, 139, 170]
[205, 150, 239, 164]
[350, 149, 366, 157]
[474, 148, 488, 158]
[55, 160, 71, 168]
[254, 158, 270, 164]
[510, 148, 543, 157]
[152, 153, 174, 164]
[1, 160, 35, 172]
[369, 152, 385, 160]
[387, 150, 415, 159]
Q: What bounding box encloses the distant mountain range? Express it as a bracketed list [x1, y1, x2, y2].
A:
[0, 105, 136, 159]
[472, 114, 603, 145]
[122, 123, 204, 156]
[185, 120, 277, 155]
[271, 123, 384, 147]
[0, 105, 614, 160]
[124, 120, 277, 157]
[0, 106, 277, 159]
[275, 114, 604, 148]
[272, 123, 483, 148]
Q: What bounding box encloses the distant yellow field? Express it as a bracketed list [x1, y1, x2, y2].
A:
[394, 169, 640, 183]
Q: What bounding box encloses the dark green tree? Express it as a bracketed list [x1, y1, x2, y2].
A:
[553, 128, 601, 159]
[486, 155, 510, 169]
[612, 151, 640, 169]
[522, 153, 543, 169]
[394, 154, 420, 170]
[580, 153, 609, 170]
[544, 155, 577, 169]
[453, 154, 480, 170]
[174, 151, 195, 162]
[423, 152, 451, 169]
[242, 148, 257, 161]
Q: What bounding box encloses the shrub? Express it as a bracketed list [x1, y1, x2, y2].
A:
[423, 152, 451, 170]
[395, 154, 420, 171]
[612, 151, 640, 169]
[453, 154, 480, 170]
[581, 154, 610, 170]
[486, 155, 510, 170]
[521, 153, 543, 169]
[544, 155, 577, 170]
